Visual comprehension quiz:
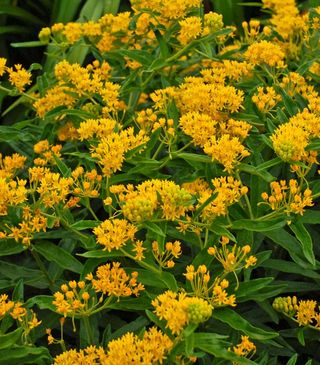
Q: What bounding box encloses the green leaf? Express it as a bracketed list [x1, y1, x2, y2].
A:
[0, 5, 44, 25]
[51, 0, 82, 23]
[256, 157, 282, 171]
[117, 49, 153, 67]
[107, 315, 149, 342]
[194, 192, 218, 219]
[193, 333, 257, 364]
[286, 354, 298, 365]
[262, 228, 309, 267]
[297, 327, 305, 346]
[299, 210, 320, 224]
[213, 308, 279, 340]
[78, 250, 126, 258]
[0, 346, 51, 365]
[159, 271, 178, 291]
[108, 296, 151, 311]
[262, 259, 320, 279]
[232, 218, 287, 231]
[0, 240, 25, 256]
[289, 222, 315, 266]
[236, 278, 274, 301]
[177, 152, 212, 163]
[238, 163, 275, 182]
[0, 328, 23, 350]
[25, 295, 56, 311]
[52, 155, 71, 177]
[141, 222, 166, 237]
[10, 41, 45, 48]
[34, 242, 83, 274]
[70, 220, 100, 230]
[0, 25, 32, 35]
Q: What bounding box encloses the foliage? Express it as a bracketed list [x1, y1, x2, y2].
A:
[0, 0, 320, 363]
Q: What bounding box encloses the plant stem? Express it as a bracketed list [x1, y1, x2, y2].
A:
[82, 316, 94, 345]
[30, 247, 54, 288]
[235, 171, 254, 219]
[120, 248, 161, 274]
[152, 140, 165, 159]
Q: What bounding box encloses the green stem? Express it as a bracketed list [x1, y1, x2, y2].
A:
[120, 248, 161, 274]
[204, 228, 209, 248]
[30, 247, 54, 287]
[84, 199, 99, 221]
[235, 171, 254, 219]
[256, 210, 284, 221]
[106, 177, 112, 217]
[0, 84, 37, 101]
[152, 140, 165, 160]
[82, 316, 94, 345]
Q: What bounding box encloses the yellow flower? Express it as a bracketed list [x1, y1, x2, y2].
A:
[204, 135, 250, 172]
[93, 218, 137, 251]
[0, 58, 7, 76]
[7, 64, 32, 92]
[296, 300, 317, 326]
[92, 262, 144, 297]
[152, 291, 212, 334]
[244, 40, 286, 68]
[271, 122, 309, 162]
[178, 16, 202, 45]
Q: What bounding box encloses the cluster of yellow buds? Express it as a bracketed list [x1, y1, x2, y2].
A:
[71, 166, 102, 198]
[273, 296, 320, 327]
[152, 290, 212, 334]
[112, 180, 193, 222]
[135, 108, 158, 132]
[207, 236, 257, 275]
[242, 19, 261, 42]
[252, 86, 282, 113]
[53, 280, 92, 319]
[33, 139, 62, 166]
[152, 117, 175, 138]
[184, 264, 236, 307]
[152, 240, 182, 269]
[261, 179, 313, 215]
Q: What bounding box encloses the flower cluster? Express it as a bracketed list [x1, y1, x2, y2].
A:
[152, 291, 212, 334]
[273, 296, 320, 327]
[261, 179, 313, 215]
[53, 262, 144, 318]
[184, 265, 236, 307]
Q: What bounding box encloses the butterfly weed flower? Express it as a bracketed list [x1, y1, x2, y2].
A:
[53, 262, 144, 321]
[273, 296, 320, 328]
[152, 291, 212, 334]
[261, 179, 313, 215]
[53, 327, 172, 365]
[7, 64, 32, 92]
[244, 40, 286, 68]
[231, 336, 256, 364]
[151, 240, 182, 269]
[252, 86, 282, 113]
[93, 218, 137, 252]
[207, 237, 257, 283]
[0, 152, 27, 179]
[0, 57, 6, 76]
[184, 264, 237, 306]
[178, 16, 202, 45]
